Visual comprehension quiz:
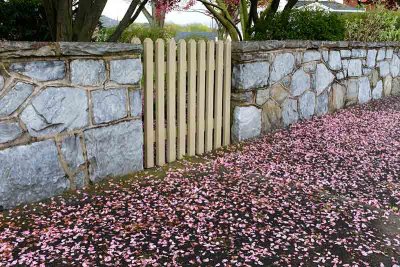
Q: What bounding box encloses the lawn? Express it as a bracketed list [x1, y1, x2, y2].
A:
[1, 97, 400, 266]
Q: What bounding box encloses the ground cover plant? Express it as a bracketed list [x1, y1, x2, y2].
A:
[1, 97, 400, 265]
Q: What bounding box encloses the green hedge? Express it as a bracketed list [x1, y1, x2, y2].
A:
[253, 8, 400, 42]
[253, 9, 345, 41]
[343, 7, 400, 42]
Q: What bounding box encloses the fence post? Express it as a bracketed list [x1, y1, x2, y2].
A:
[205, 41, 215, 152]
[177, 40, 187, 159]
[196, 40, 206, 155]
[214, 41, 224, 149]
[187, 40, 197, 156]
[167, 39, 177, 163]
[223, 41, 231, 146]
[155, 39, 166, 166]
[144, 39, 154, 168]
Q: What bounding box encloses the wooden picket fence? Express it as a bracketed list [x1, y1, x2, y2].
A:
[142, 38, 231, 168]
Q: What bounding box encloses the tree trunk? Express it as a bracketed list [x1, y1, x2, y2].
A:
[283, 0, 298, 12]
[107, 0, 148, 42]
[73, 0, 108, 41]
[142, 6, 154, 25]
[202, 1, 241, 41]
[261, 0, 280, 19]
[43, 0, 73, 41]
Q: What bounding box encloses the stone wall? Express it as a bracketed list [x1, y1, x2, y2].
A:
[0, 42, 143, 209]
[231, 40, 400, 142]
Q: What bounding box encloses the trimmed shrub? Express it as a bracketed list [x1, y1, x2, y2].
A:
[253, 9, 345, 41]
[343, 7, 400, 42]
[0, 0, 50, 41]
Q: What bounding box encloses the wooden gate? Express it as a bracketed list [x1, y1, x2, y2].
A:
[143, 38, 231, 168]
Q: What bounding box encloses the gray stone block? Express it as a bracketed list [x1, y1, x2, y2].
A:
[358, 77, 371, 104]
[303, 51, 321, 63]
[92, 88, 128, 124]
[59, 42, 142, 56]
[0, 82, 34, 117]
[270, 53, 295, 83]
[378, 61, 390, 77]
[372, 80, 383, 100]
[232, 62, 270, 90]
[60, 135, 85, 171]
[348, 59, 362, 77]
[351, 49, 367, 58]
[84, 120, 143, 182]
[282, 98, 299, 126]
[0, 121, 22, 144]
[299, 91, 315, 120]
[9, 61, 65, 81]
[390, 54, 400, 77]
[110, 59, 142, 84]
[386, 48, 394, 59]
[340, 50, 351, 58]
[377, 48, 386, 61]
[315, 64, 334, 95]
[0, 140, 69, 209]
[384, 75, 393, 96]
[366, 50, 377, 68]
[231, 106, 261, 142]
[328, 51, 342, 70]
[290, 69, 310, 96]
[21, 87, 88, 137]
[315, 91, 328, 116]
[71, 59, 106, 86]
[130, 90, 142, 117]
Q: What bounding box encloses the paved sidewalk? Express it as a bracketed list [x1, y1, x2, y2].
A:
[1, 97, 400, 266]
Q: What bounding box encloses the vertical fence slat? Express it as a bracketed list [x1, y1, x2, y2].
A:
[196, 41, 206, 155]
[187, 40, 197, 156]
[214, 41, 224, 149]
[177, 40, 187, 159]
[205, 41, 215, 152]
[144, 39, 154, 168]
[223, 41, 231, 146]
[167, 40, 177, 163]
[155, 39, 166, 166]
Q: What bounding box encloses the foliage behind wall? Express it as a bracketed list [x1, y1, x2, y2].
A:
[0, 0, 50, 41]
